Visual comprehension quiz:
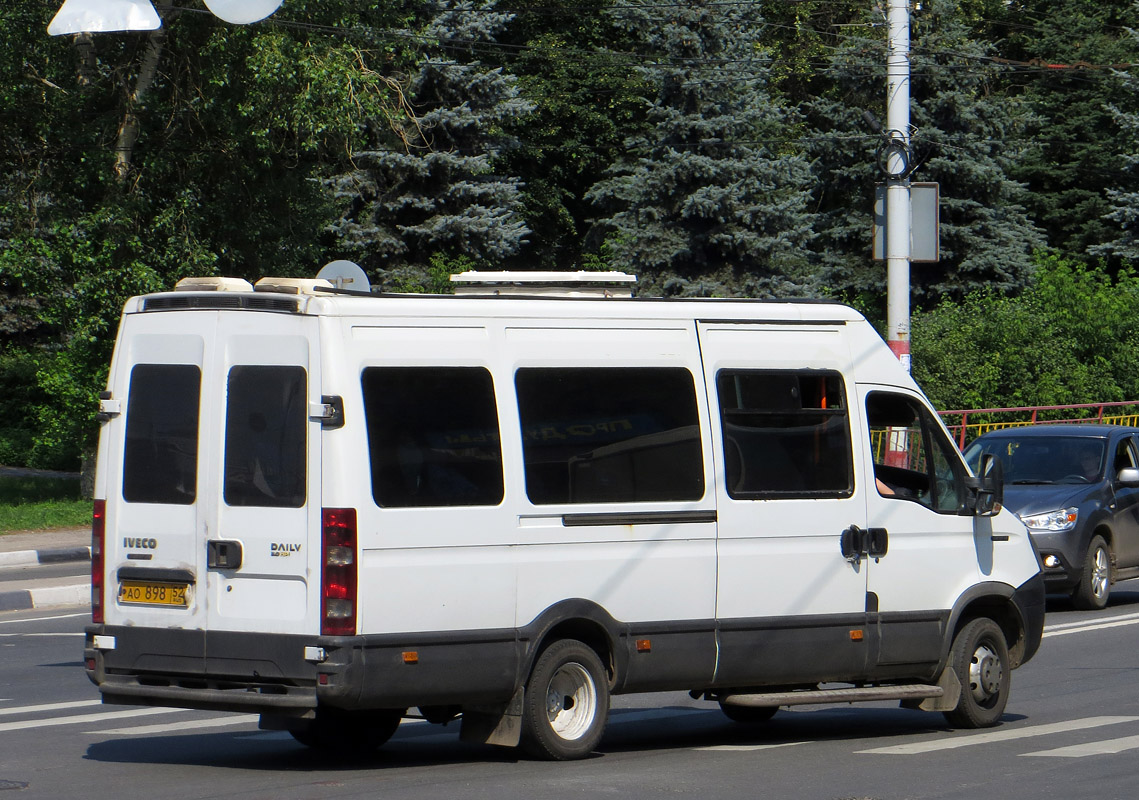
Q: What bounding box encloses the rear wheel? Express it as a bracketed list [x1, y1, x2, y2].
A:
[520, 639, 610, 760]
[1072, 535, 1111, 610]
[289, 707, 405, 754]
[943, 618, 1010, 728]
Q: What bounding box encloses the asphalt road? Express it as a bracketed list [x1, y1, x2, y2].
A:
[3, 583, 1139, 799]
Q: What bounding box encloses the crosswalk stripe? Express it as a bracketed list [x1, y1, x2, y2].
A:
[0, 700, 100, 717]
[856, 716, 1139, 755]
[1022, 734, 1139, 758]
[99, 714, 260, 736]
[0, 706, 180, 733]
[697, 741, 809, 752]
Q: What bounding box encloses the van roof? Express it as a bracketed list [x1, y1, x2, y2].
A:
[134, 279, 865, 324]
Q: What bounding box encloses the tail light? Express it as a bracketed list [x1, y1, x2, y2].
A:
[321, 508, 357, 636]
[91, 500, 106, 624]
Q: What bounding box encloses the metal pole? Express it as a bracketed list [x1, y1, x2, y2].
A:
[885, 0, 911, 372]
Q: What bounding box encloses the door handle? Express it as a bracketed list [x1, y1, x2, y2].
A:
[207, 539, 243, 570]
[841, 525, 865, 562]
[840, 526, 889, 561]
[866, 527, 888, 558]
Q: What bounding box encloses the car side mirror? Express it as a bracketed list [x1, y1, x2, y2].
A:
[1117, 467, 1139, 487]
[967, 453, 1004, 516]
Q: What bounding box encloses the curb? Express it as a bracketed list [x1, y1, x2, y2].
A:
[0, 583, 90, 612]
[0, 546, 92, 611]
[0, 546, 91, 569]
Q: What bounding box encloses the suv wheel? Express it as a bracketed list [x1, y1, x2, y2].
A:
[1072, 535, 1111, 610]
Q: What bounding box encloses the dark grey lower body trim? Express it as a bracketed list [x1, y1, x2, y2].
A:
[84, 604, 959, 715]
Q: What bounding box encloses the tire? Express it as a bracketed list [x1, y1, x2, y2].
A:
[289, 707, 405, 754]
[1072, 535, 1111, 610]
[718, 701, 778, 724]
[943, 618, 1010, 728]
[520, 639, 610, 760]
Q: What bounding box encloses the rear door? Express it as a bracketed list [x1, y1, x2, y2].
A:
[106, 306, 321, 676]
[109, 315, 214, 634]
[203, 313, 322, 636]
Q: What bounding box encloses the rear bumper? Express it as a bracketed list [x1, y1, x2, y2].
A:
[84, 624, 520, 715]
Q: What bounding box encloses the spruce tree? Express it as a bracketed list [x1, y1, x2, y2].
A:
[999, 0, 1139, 262]
[327, 0, 534, 288]
[1091, 2, 1139, 265]
[584, 1, 817, 297]
[807, 0, 1043, 310]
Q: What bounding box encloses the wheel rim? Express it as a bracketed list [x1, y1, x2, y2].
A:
[968, 642, 1003, 705]
[1091, 545, 1110, 601]
[545, 662, 597, 741]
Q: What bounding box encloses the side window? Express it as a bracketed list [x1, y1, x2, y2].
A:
[866, 392, 966, 513]
[122, 364, 201, 505]
[224, 365, 307, 508]
[716, 370, 853, 499]
[362, 367, 504, 508]
[1113, 438, 1138, 476]
[515, 367, 704, 504]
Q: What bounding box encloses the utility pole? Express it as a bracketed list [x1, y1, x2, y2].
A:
[884, 0, 912, 372]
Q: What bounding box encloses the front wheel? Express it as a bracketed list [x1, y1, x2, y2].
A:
[1072, 535, 1111, 610]
[943, 618, 1010, 728]
[520, 639, 610, 760]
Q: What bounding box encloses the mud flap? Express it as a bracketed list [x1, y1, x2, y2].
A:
[903, 666, 962, 712]
[460, 687, 524, 747]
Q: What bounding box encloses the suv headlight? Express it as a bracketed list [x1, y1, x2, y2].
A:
[1019, 507, 1078, 532]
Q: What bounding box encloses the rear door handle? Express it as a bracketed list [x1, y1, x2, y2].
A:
[207, 540, 243, 570]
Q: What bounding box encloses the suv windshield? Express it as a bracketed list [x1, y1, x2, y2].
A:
[964, 436, 1106, 485]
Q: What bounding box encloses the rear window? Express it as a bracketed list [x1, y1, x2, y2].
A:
[223, 365, 307, 508]
[362, 367, 505, 508]
[515, 367, 704, 504]
[122, 364, 201, 505]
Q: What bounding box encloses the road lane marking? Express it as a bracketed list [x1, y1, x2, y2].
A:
[855, 716, 1139, 755]
[0, 706, 181, 732]
[697, 741, 809, 752]
[99, 714, 260, 735]
[0, 699, 100, 717]
[1023, 734, 1139, 757]
[0, 612, 87, 626]
[1043, 610, 1139, 638]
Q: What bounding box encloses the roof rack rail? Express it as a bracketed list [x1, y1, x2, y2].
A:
[449, 270, 636, 298]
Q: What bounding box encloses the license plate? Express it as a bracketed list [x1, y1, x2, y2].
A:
[118, 580, 189, 607]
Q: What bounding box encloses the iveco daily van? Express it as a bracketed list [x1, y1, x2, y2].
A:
[84, 272, 1045, 760]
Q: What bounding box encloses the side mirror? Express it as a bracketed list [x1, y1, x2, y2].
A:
[969, 453, 1004, 516]
[1118, 467, 1139, 487]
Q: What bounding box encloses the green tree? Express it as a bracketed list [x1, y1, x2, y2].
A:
[1091, 2, 1139, 265]
[912, 254, 1139, 412]
[0, 1, 418, 468]
[584, 0, 817, 297]
[807, 0, 1043, 313]
[998, 0, 1139, 262]
[326, 0, 534, 290]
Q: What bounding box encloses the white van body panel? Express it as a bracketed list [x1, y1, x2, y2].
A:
[86, 286, 1045, 748]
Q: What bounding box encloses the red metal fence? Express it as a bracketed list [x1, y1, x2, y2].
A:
[939, 401, 1139, 449]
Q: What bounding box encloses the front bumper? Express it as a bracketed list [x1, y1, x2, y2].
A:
[1027, 530, 1083, 593]
[1011, 571, 1046, 667]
